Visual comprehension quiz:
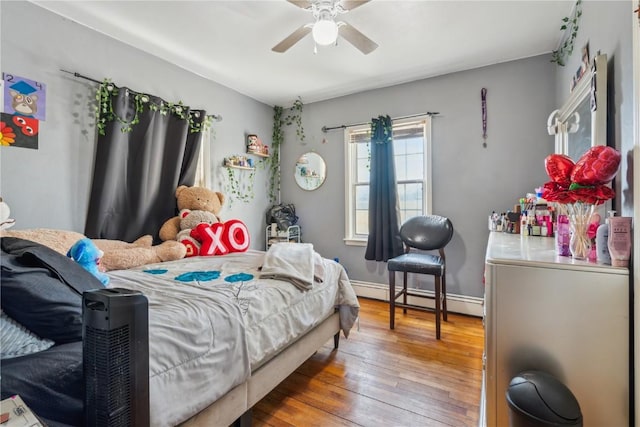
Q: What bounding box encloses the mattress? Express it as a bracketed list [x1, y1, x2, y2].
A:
[107, 248, 359, 426]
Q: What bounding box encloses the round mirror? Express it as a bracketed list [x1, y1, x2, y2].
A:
[295, 152, 326, 191]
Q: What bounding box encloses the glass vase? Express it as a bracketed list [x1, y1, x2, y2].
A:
[567, 202, 595, 260]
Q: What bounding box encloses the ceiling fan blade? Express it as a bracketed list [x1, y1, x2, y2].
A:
[340, 0, 371, 11]
[286, 0, 312, 9]
[339, 22, 378, 54]
[272, 25, 312, 53]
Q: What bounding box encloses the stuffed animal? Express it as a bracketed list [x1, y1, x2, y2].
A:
[159, 185, 225, 243]
[67, 238, 110, 286]
[0, 197, 15, 230]
[0, 228, 187, 271]
[175, 209, 220, 257]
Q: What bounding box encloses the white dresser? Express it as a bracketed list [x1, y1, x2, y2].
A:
[481, 232, 630, 427]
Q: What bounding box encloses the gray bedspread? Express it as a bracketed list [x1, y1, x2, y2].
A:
[107, 249, 359, 426]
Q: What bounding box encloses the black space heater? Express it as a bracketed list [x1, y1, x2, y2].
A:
[83, 288, 150, 427]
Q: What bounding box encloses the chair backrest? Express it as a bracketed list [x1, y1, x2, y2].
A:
[399, 215, 454, 251]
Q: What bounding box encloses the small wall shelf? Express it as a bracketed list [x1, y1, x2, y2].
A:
[225, 164, 255, 171]
[223, 155, 255, 170]
[247, 149, 270, 158]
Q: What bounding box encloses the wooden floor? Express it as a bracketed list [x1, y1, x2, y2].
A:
[252, 297, 485, 427]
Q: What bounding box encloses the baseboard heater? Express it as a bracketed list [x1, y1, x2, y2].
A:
[83, 288, 149, 427]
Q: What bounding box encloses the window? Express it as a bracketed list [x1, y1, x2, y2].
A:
[194, 128, 212, 189]
[344, 115, 432, 245]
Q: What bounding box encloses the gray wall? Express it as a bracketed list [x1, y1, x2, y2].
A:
[0, 1, 274, 248]
[279, 1, 632, 300]
[553, 1, 632, 216]
[280, 56, 556, 298]
[1, 1, 630, 301]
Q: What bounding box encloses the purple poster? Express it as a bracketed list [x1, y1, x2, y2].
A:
[3, 73, 46, 121]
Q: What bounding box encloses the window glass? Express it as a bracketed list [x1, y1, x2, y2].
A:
[344, 116, 432, 244]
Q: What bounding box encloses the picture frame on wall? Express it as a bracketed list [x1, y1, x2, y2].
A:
[571, 43, 590, 92]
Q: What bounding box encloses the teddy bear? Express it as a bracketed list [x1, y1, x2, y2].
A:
[1, 228, 187, 271]
[159, 185, 225, 254]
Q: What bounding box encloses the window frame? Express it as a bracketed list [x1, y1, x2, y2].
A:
[343, 115, 433, 246]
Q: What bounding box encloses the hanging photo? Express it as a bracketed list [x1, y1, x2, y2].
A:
[3, 73, 46, 121]
[0, 112, 39, 149]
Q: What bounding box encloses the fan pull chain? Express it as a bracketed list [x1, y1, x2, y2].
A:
[481, 88, 488, 148]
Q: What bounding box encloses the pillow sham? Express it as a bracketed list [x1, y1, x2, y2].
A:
[0, 236, 103, 343]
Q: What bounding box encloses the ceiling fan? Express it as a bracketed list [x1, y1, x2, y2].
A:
[272, 0, 378, 55]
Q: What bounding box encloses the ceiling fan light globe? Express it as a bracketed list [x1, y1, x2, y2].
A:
[312, 19, 338, 46]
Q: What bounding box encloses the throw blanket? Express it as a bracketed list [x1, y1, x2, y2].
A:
[260, 242, 323, 290]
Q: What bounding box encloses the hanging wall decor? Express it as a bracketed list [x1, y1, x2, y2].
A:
[0, 113, 39, 149]
[481, 88, 488, 148]
[3, 73, 46, 121]
[0, 73, 44, 150]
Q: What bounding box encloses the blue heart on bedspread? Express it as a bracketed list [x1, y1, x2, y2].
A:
[143, 269, 168, 275]
[224, 273, 254, 283]
[174, 271, 221, 282]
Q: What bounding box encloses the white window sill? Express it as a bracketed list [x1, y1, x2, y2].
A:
[344, 238, 367, 247]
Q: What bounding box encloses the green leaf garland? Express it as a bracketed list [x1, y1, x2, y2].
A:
[551, 0, 582, 66]
[94, 78, 213, 136]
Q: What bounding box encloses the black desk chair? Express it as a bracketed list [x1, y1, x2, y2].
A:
[387, 215, 454, 339]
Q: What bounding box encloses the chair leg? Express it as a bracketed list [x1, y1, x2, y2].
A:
[389, 270, 395, 329]
[442, 273, 448, 322]
[435, 276, 441, 340]
[402, 271, 408, 314]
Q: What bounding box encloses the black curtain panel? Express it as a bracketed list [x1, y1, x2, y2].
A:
[365, 115, 404, 262]
[85, 86, 205, 243]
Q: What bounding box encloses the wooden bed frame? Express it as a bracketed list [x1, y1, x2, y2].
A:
[180, 311, 341, 426]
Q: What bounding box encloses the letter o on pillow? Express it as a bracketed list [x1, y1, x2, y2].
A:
[223, 220, 250, 252]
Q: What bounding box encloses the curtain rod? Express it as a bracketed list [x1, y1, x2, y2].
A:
[321, 112, 439, 133]
[60, 69, 223, 122]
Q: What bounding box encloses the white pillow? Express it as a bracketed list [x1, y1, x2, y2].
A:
[0, 309, 54, 359]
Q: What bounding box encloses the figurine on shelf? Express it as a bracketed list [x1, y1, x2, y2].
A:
[247, 134, 260, 153]
[247, 134, 269, 156]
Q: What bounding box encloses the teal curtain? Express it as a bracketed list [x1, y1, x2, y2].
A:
[365, 115, 403, 261]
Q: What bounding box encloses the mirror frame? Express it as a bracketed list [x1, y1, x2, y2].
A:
[549, 53, 607, 160]
[294, 151, 326, 191]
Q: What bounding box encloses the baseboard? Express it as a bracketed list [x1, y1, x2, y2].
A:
[351, 280, 484, 318]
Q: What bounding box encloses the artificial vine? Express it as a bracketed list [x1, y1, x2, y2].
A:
[94, 78, 213, 136]
[283, 97, 305, 144]
[223, 165, 255, 206]
[265, 98, 306, 203]
[267, 106, 285, 203]
[551, 0, 582, 66]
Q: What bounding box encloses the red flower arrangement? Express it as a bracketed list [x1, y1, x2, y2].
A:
[542, 146, 621, 205]
[541, 145, 621, 260]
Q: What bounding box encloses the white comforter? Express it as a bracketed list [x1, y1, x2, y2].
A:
[107, 249, 359, 426]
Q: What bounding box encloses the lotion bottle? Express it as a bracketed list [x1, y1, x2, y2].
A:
[595, 211, 613, 264]
[607, 215, 632, 268]
[556, 214, 570, 257]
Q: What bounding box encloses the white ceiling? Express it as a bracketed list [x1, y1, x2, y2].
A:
[32, 0, 575, 106]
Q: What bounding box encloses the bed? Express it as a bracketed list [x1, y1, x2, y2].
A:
[0, 237, 359, 427]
